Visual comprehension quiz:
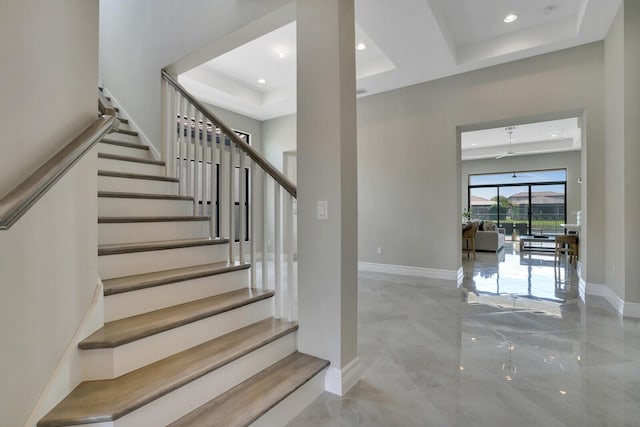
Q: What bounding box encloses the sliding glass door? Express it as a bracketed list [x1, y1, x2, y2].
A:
[468, 170, 567, 239]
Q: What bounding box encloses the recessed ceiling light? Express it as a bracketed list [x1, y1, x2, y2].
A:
[356, 43, 367, 51]
[278, 48, 286, 59]
[504, 14, 518, 23]
[257, 78, 267, 85]
[471, 143, 477, 146]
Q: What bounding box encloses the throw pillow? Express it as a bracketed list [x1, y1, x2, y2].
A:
[484, 220, 497, 231]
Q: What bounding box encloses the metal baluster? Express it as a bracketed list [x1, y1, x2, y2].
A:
[189, 104, 196, 211]
[170, 88, 177, 179]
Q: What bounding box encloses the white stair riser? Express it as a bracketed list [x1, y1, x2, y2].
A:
[80, 332, 296, 427]
[98, 142, 150, 159]
[98, 157, 165, 176]
[83, 298, 275, 379]
[104, 268, 250, 321]
[98, 220, 210, 245]
[98, 175, 178, 195]
[98, 197, 194, 217]
[99, 244, 228, 279]
[107, 132, 140, 144]
[250, 369, 327, 427]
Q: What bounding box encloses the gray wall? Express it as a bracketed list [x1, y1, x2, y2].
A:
[605, 4, 626, 299]
[461, 151, 582, 225]
[263, 113, 297, 170]
[357, 43, 604, 281]
[261, 44, 605, 282]
[604, 1, 640, 304]
[99, 0, 292, 150]
[0, 1, 100, 425]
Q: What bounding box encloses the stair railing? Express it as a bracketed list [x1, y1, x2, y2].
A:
[0, 116, 116, 230]
[161, 70, 298, 322]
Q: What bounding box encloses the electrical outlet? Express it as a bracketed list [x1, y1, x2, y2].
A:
[377, 247, 383, 255]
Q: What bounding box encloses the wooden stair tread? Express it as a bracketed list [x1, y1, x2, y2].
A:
[98, 170, 179, 182]
[80, 288, 274, 349]
[38, 319, 297, 427]
[98, 152, 165, 166]
[99, 138, 148, 150]
[98, 191, 193, 201]
[116, 117, 129, 124]
[169, 352, 329, 427]
[98, 215, 210, 223]
[98, 237, 228, 256]
[115, 128, 138, 136]
[103, 262, 251, 295]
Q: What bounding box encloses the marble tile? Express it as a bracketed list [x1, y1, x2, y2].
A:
[289, 247, 640, 427]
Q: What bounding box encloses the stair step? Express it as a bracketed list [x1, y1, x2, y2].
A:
[98, 215, 209, 223]
[80, 288, 273, 349]
[98, 237, 227, 256]
[98, 152, 164, 166]
[169, 352, 329, 427]
[98, 191, 195, 217]
[99, 238, 229, 279]
[98, 170, 178, 182]
[100, 138, 148, 151]
[116, 128, 138, 137]
[39, 319, 297, 427]
[116, 116, 129, 124]
[98, 191, 192, 201]
[104, 261, 250, 295]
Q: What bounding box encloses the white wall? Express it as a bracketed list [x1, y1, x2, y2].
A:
[0, 0, 99, 199]
[356, 43, 604, 283]
[604, 4, 626, 300]
[262, 43, 606, 283]
[0, 2, 100, 426]
[604, 1, 640, 305]
[99, 0, 292, 152]
[263, 113, 297, 171]
[461, 151, 582, 225]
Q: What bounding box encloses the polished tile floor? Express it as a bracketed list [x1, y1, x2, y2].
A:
[287, 244, 640, 426]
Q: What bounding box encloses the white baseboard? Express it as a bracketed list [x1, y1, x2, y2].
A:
[358, 262, 459, 281]
[324, 357, 360, 396]
[24, 279, 105, 427]
[102, 89, 161, 161]
[583, 281, 640, 318]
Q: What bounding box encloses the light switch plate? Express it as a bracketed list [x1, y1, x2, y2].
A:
[317, 200, 328, 220]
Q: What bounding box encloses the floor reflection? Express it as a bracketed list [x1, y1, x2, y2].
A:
[462, 243, 579, 308]
[288, 248, 640, 427]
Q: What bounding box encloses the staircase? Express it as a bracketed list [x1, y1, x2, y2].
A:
[37, 94, 327, 426]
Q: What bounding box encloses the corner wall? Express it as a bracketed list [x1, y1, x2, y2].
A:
[99, 0, 292, 152]
[357, 43, 604, 280]
[0, 3, 100, 425]
[262, 43, 605, 283]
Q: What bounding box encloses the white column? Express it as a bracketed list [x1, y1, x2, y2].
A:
[297, 0, 359, 395]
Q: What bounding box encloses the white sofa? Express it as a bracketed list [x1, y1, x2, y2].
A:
[475, 228, 506, 252]
[462, 224, 506, 252]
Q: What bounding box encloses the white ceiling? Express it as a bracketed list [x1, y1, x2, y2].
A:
[179, 0, 620, 121]
[461, 118, 581, 161]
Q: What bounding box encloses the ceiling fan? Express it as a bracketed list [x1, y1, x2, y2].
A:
[496, 126, 516, 159]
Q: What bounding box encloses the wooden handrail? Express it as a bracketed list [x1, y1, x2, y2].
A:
[0, 115, 116, 230]
[161, 70, 297, 198]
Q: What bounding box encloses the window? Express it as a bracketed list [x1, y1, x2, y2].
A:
[468, 169, 567, 238]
